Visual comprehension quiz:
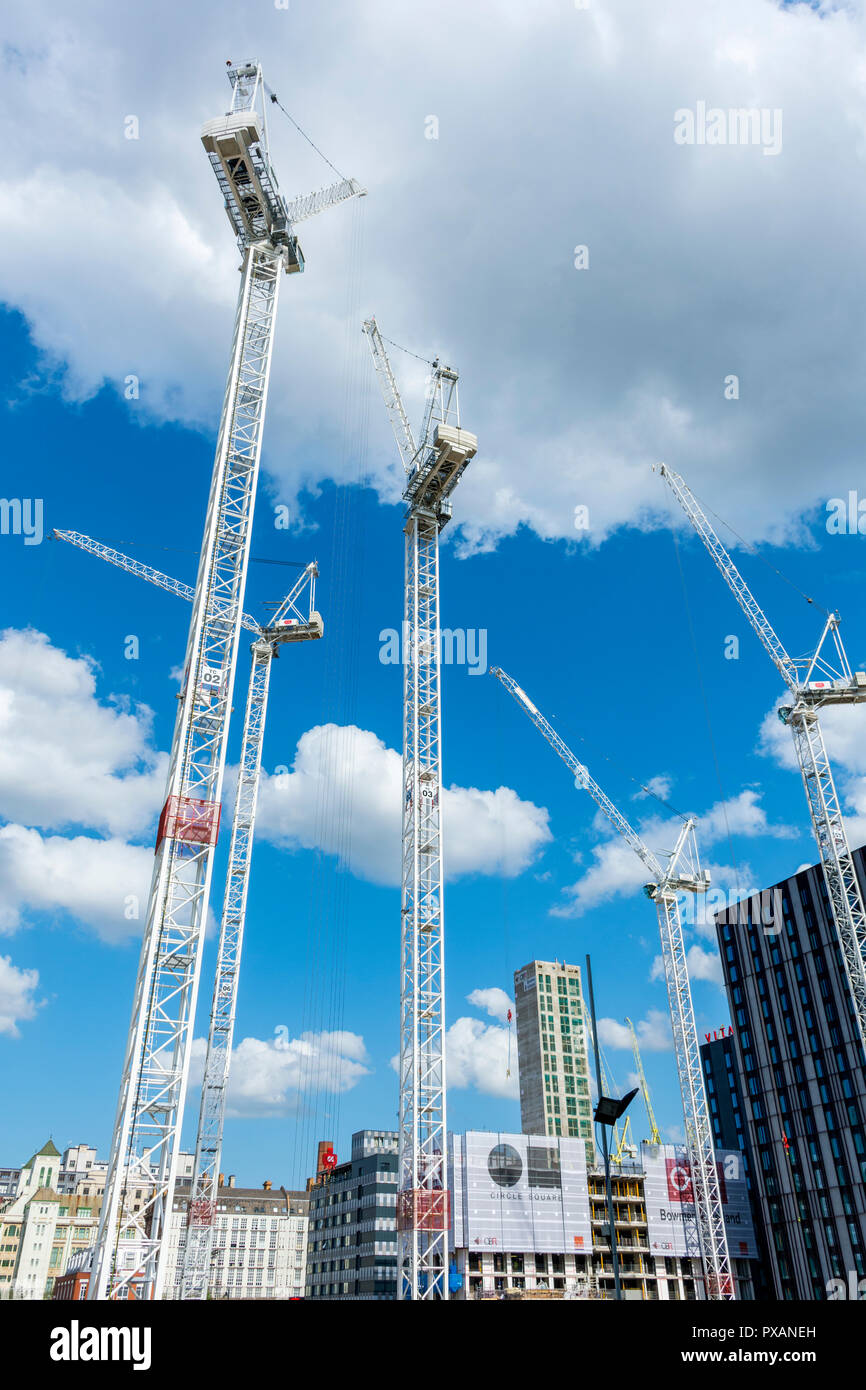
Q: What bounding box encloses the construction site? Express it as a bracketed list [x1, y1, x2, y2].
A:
[1, 7, 865, 1364]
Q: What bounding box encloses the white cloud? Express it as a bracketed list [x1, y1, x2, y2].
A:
[397, 987, 519, 1099]
[0, 2, 864, 553]
[255, 724, 550, 886]
[189, 1029, 370, 1118]
[633, 775, 673, 803]
[760, 697, 866, 850]
[446, 1016, 518, 1101]
[685, 943, 725, 988]
[650, 944, 724, 990]
[0, 824, 152, 943]
[555, 790, 794, 917]
[596, 1009, 671, 1053]
[698, 788, 796, 845]
[0, 955, 42, 1037]
[0, 628, 165, 838]
[466, 986, 513, 1023]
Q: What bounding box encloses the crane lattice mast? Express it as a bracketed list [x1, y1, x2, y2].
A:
[88, 60, 361, 1301]
[491, 667, 734, 1300]
[363, 317, 477, 1300]
[626, 1016, 662, 1146]
[54, 532, 321, 1301]
[657, 464, 866, 1052]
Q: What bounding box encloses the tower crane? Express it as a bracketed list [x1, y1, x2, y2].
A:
[53, 530, 321, 1300]
[88, 60, 362, 1301]
[626, 1016, 662, 1146]
[491, 667, 734, 1300]
[362, 317, 477, 1300]
[657, 464, 866, 1051]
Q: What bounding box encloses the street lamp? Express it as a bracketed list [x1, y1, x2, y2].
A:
[585, 954, 638, 1302]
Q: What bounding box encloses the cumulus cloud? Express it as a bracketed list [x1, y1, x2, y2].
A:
[685, 943, 725, 988]
[466, 986, 513, 1023]
[596, 1009, 671, 1053]
[555, 789, 795, 917]
[0, 824, 153, 942]
[0, 628, 165, 837]
[1, 2, 864, 553]
[394, 986, 519, 1099]
[255, 724, 550, 886]
[0, 954, 42, 1036]
[189, 1029, 371, 1118]
[633, 775, 673, 803]
[760, 697, 866, 849]
[446, 1016, 518, 1101]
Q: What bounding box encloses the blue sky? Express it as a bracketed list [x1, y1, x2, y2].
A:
[3, 0, 866, 1191]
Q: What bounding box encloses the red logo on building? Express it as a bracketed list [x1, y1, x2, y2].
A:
[666, 1158, 727, 1204]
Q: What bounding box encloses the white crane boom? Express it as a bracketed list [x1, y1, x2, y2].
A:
[364, 318, 477, 1300]
[283, 177, 365, 225]
[657, 464, 866, 1051]
[89, 59, 355, 1302]
[362, 317, 419, 475]
[52, 530, 261, 633]
[491, 666, 734, 1300]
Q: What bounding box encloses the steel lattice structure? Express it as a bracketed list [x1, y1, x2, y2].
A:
[89, 60, 360, 1301]
[181, 567, 320, 1300]
[658, 464, 866, 1052]
[53, 530, 320, 1301]
[363, 318, 477, 1299]
[491, 667, 735, 1300]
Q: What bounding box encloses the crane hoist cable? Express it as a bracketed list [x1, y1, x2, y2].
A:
[670, 476, 826, 617]
[266, 86, 349, 181]
[47, 531, 307, 568]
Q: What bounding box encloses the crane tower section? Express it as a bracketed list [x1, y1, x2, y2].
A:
[181, 566, 321, 1300]
[363, 319, 476, 1300]
[90, 61, 359, 1301]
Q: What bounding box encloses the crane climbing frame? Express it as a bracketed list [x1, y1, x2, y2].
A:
[363, 317, 477, 1300]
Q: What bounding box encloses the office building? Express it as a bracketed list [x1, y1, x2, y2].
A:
[0, 1140, 101, 1300]
[715, 851, 866, 1299]
[305, 1130, 399, 1300]
[162, 1178, 308, 1299]
[513, 959, 594, 1158]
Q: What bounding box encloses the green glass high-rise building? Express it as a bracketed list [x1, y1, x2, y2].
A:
[514, 959, 594, 1162]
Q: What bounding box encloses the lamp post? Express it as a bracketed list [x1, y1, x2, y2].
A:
[585, 954, 638, 1302]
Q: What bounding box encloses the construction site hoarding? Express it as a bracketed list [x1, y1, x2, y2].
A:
[450, 1132, 592, 1254]
[641, 1142, 758, 1261]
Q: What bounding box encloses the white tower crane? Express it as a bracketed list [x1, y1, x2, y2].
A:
[363, 317, 477, 1300]
[88, 60, 362, 1301]
[52, 529, 321, 1299]
[491, 667, 735, 1300]
[657, 464, 866, 1051]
